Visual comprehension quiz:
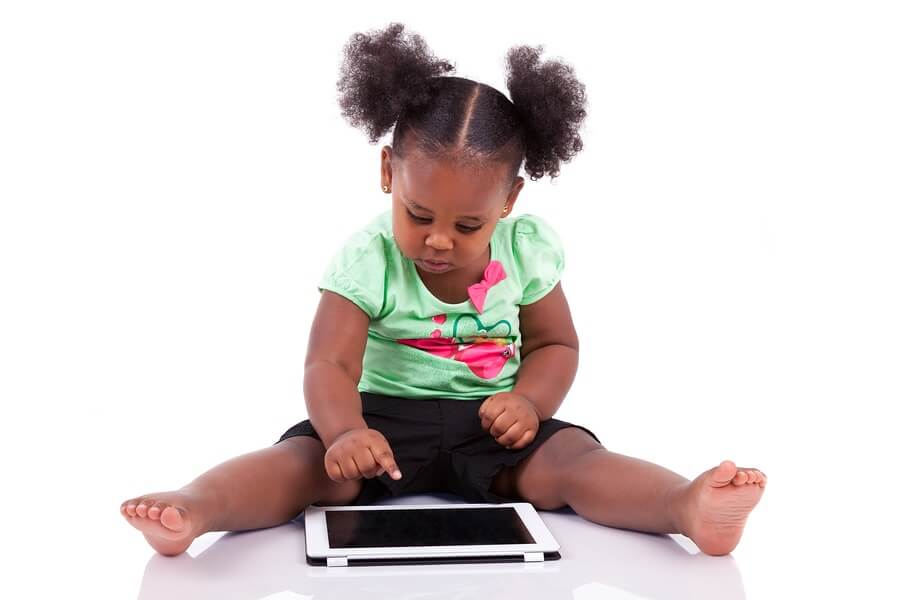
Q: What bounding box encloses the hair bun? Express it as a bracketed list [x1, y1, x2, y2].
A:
[337, 23, 455, 143]
[506, 45, 587, 180]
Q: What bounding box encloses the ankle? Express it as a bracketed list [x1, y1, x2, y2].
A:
[178, 484, 224, 533]
[664, 481, 692, 536]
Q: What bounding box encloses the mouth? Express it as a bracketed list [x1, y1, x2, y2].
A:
[419, 259, 452, 273]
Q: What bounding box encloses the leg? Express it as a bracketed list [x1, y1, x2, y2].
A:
[120, 436, 362, 556]
[494, 427, 767, 555]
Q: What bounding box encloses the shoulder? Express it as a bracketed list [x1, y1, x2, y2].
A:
[319, 211, 396, 318]
[496, 214, 566, 305]
[510, 214, 563, 251]
[504, 212, 560, 237]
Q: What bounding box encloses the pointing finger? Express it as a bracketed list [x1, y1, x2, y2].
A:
[373, 446, 402, 480]
[368, 447, 388, 478]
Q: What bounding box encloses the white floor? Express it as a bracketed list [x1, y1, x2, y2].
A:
[128, 493, 746, 600]
[7, 404, 896, 599]
[54, 473, 888, 600]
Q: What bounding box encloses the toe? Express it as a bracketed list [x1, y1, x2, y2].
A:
[147, 503, 163, 520]
[125, 501, 139, 517]
[160, 506, 186, 532]
[136, 501, 151, 518]
[733, 470, 749, 485]
[709, 460, 738, 488]
[746, 470, 758, 484]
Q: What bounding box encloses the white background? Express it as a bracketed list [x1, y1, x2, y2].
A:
[1, 1, 897, 598]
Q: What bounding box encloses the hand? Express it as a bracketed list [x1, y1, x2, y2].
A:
[478, 392, 540, 450]
[324, 427, 402, 483]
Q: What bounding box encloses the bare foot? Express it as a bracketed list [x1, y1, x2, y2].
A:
[120, 489, 216, 556]
[676, 460, 767, 556]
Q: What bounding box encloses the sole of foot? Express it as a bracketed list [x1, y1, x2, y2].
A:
[120, 490, 209, 556]
[681, 460, 767, 556]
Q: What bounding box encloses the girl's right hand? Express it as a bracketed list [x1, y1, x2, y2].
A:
[324, 428, 403, 482]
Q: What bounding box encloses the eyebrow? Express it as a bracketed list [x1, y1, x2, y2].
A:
[407, 201, 487, 222]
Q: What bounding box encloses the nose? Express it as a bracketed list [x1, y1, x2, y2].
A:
[425, 231, 453, 251]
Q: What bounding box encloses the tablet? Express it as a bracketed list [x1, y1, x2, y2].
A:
[304, 502, 561, 567]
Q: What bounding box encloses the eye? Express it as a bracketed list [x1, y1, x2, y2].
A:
[406, 209, 432, 224]
[406, 208, 482, 234]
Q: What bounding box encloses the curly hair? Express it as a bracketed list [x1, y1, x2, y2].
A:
[336, 22, 587, 182]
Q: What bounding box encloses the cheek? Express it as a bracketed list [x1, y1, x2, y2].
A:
[390, 214, 408, 244]
[392, 228, 418, 258]
[458, 237, 489, 261]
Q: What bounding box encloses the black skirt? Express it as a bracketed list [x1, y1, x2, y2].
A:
[276, 391, 602, 505]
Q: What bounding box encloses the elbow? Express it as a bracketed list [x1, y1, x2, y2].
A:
[304, 358, 362, 386]
[557, 330, 579, 354]
[569, 329, 579, 353]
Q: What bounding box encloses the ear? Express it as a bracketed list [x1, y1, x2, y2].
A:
[501, 176, 525, 217]
[380, 145, 393, 190]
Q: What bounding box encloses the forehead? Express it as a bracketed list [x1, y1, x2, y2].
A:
[396, 153, 507, 214]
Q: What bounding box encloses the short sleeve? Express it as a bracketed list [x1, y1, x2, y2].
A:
[318, 231, 387, 319]
[513, 214, 566, 305]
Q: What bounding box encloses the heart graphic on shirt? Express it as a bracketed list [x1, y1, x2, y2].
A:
[451, 314, 512, 339]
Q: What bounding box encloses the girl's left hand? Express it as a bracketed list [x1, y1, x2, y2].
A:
[478, 392, 540, 450]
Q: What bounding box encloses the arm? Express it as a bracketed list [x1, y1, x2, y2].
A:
[304, 290, 371, 448]
[512, 282, 579, 420]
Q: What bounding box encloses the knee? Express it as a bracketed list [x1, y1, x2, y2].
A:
[317, 478, 364, 506]
[516, 468, 569, 511]
[557, 446, 609, 492]
[526, 492, 567, 511]
[515, 429, 605, 510]
[277, 436, 363, 506]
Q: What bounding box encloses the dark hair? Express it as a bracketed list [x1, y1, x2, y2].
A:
[336, 22, 587, 183]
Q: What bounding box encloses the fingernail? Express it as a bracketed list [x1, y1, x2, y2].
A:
[392, 471, 402, 479]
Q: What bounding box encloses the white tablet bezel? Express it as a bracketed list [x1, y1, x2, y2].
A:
[304, 502, 560, 563]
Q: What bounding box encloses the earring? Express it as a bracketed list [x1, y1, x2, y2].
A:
[502, 204, 509, 214]
[383, 185, 391, 193]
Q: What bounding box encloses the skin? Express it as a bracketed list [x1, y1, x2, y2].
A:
[119, 143, 766, 558]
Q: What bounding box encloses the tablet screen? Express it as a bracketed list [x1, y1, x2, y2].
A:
[325, 507, 535, 548]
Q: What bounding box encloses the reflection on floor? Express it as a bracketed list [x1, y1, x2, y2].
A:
[137, 493, 745, 600]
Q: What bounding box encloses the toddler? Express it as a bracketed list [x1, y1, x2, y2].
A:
[121, 23, 765, 557]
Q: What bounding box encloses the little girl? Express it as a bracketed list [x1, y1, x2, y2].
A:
[121, 23, 766, 558]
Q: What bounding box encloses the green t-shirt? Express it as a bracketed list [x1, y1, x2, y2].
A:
[318, 210, 564, 400]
